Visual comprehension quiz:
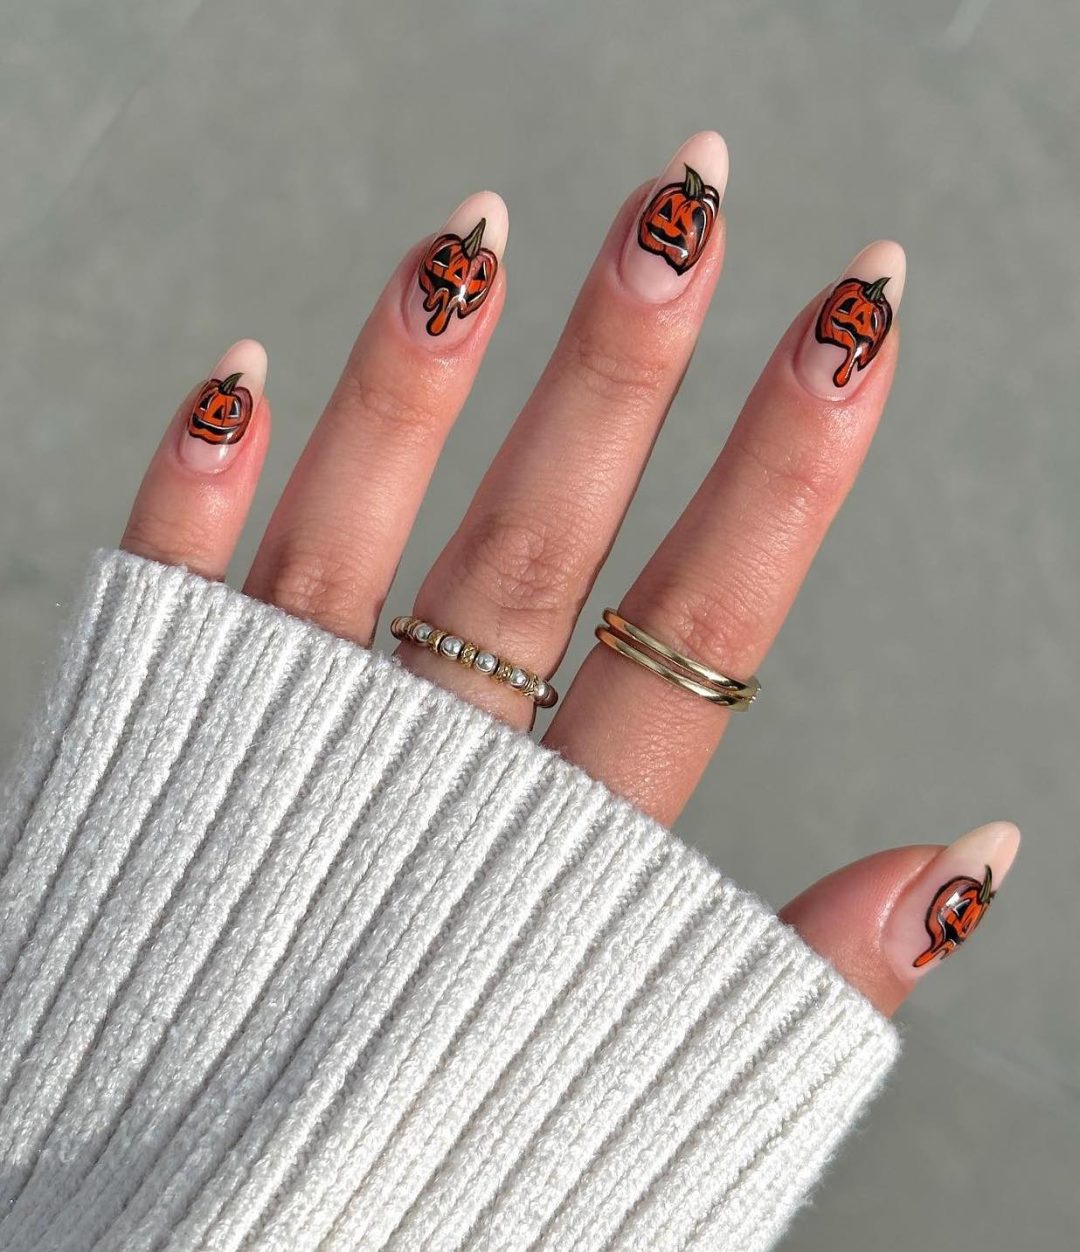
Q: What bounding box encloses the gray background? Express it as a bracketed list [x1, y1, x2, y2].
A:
[1, 0, 1076, 1245]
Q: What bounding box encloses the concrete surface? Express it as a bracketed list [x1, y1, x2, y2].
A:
[1, 0, 1076, 1245]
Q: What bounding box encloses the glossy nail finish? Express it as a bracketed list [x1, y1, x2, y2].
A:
[882, 821, 1020, 980]
[619, 131, 728, 303]
[179, 339, 266, 473]
[406, 191, 508, 346]
[795, 239, 906, 400]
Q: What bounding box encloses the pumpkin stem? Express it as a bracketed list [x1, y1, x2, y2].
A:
[682, 164, 704, 199]
[461, 219, 487, 260]
[978, 865, 995, 905]
[218, 372, 243, 395]
[863, 276, 890, 303]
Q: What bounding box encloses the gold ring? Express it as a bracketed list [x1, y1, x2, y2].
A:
[391, 616, 558, 708]
[595, 608, 760, 710]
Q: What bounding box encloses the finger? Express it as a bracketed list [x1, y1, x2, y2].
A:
[397, 133, 729, 725]
[121, 339, 269, 579]
[244, 192, 508, 644]
[781, 822, 1020, 1016]
[545, 240, 906, 823]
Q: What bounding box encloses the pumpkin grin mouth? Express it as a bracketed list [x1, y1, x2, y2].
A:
[645, 224, 689, 262]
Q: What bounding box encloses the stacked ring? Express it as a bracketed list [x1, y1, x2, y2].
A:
[391, 615, 559, 708]
[595, 608, 760, 710]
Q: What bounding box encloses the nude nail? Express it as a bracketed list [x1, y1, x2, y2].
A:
[882, 821, 1020, 981]
[794, 239, 906, 400]
[619, 131, 728, 304]
[406, 191, 507, 347]
[178, 339, 266, 473]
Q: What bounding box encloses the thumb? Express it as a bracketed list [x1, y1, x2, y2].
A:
[779, 821, 1020, 1016]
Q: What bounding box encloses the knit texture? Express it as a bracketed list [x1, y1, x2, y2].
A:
[0, 550, 898, 1251]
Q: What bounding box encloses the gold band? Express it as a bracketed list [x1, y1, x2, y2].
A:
[595, 608, 760, 710]
[391, 615, 558, 709]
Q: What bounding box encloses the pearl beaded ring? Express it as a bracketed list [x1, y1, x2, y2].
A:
[390, 616, 558, 708]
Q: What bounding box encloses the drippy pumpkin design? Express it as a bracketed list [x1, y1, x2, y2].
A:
[913, 865, 996, 968]
[815, 275, 893, 389]
[418, 219, 498, 336]
[637, 164, 720, 275]
[187, 373, 254, 445]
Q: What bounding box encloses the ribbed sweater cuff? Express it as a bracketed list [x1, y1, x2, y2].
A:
[0, 550, 898, 1252]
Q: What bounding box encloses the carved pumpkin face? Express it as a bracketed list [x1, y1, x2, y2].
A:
[815, 276, 893, 389]
[637, 164, 720, 275]
[187, 372, 254, 445]
[418, 219, 498, 336]
[914, 865, 996, 967]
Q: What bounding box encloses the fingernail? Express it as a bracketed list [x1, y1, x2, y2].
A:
[406, 191, 507, 346]
[178, 339, 266, 473]
[882, 821, 1020, 980]
[795, 239, 906, 400]
[619, 131, 728, 304]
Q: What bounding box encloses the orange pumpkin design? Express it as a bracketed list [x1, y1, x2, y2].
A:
[637, 164, 720, 275]
[418, 219, 498, 336]
[914, 865, 996, 968]
[187, 372, 254, 445]
[815, 275, 893, 389]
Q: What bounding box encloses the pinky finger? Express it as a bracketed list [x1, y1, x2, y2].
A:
[121, 339, 269, 579]
[782, 821, 1020, 1016]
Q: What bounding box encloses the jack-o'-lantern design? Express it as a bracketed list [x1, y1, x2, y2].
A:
[418, 219, 498, 336]
[914, 865, 996, 968]
[815, 275, 893, 389]
[637, 164, 720, 275]
[187, 372, 254, 445]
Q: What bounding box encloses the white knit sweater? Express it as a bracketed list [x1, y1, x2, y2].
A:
[0, 551, 898, 1251]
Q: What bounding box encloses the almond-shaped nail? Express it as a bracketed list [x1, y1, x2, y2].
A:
[619, 131, 728, 303]
[406, 191, 507, 347]
[795, 240, 906, 400]
[178, 339, 266, 473]
[882, 821, 1019, 980]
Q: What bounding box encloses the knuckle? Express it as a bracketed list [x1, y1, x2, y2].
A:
[451, 508, 587, 617]
[563, 330, 669, 410]
[262, 537, 367, 636]
[335, 369, 443, 449]
[123, 510, 209, 569]
[731, 425, 846, 521]
[645, 549, 780, 673]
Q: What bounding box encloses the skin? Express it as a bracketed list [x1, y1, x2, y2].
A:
[120, 133, 1006, 1019]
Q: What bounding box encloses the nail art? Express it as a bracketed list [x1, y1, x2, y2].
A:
[913, 864, 996, 968]
[187, 373, 254, 446]
[637, 165, 720, 275]
[795, 240, 906, 400]
[815, 276, 894, 389]
[619, 131, 728, 304]
[417, 219, 498, 337]
[178, 339, 266, 473]
[881, 821, 1019, 982]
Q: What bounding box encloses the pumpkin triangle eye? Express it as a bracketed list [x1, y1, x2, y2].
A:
[657, 201, 674, 221]
[837, 297, 857, 313]
[432, 246, 454, 264]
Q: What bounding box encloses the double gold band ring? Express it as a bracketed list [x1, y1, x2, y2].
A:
[391, 615, 559, 708]
[595, 608, 760, 710]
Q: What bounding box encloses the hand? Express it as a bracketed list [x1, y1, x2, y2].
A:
[120, 131, 1017, 1016]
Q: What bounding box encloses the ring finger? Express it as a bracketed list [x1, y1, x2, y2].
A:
[398, 132, 729, 724]
[243, 191, 508, 644]
[545, 239, 906, 824]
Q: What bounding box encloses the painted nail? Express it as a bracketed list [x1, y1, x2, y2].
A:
[795, 239, 906, 400]
[882, 821, 1020, 980]
[619, 131, 728, 304]
[406, 191, 507, 346]
[179, 339, 266, 473]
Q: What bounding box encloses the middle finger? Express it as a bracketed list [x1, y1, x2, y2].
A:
[398, 132, 729, 724]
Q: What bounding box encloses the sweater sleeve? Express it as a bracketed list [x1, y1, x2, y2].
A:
[0, 550, 897, 1252]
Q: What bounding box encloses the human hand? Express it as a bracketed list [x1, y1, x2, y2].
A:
[120, 131, 1018, 1016]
